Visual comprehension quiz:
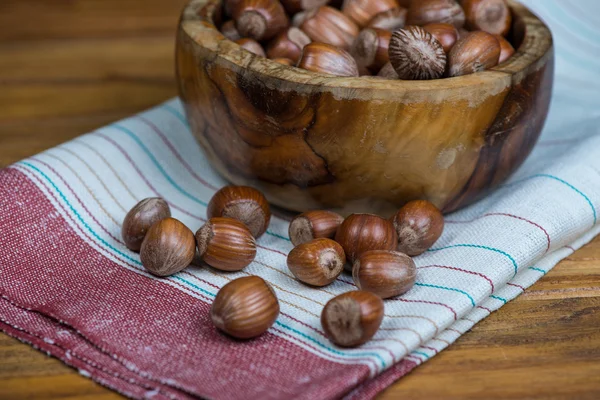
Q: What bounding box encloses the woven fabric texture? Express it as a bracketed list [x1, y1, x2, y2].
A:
[1, 0, 599, 398]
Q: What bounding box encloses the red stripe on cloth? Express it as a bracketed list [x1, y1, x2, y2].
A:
[418, 264, 495, 293]
[0, 169, 381, 400]
[506, 282, 525, 291]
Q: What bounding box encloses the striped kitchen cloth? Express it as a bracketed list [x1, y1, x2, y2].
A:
[1, 1, 599, 399]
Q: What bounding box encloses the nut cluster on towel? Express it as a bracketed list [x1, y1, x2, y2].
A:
[122, 184, 444, 347]
[218, 0, 515, 79]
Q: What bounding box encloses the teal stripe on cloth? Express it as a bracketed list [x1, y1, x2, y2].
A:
[529, 267, 547, 275]
[489, 295, 508, 304]
[414, 283, 476, 307]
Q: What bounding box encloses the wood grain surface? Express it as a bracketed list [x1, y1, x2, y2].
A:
[0, 1, 599, 399]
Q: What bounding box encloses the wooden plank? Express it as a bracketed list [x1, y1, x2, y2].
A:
[1, 0, 599, 399]
[0, 0, 189, 42]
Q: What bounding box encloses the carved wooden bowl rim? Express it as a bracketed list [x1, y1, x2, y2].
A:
[180, 0, 553, 92]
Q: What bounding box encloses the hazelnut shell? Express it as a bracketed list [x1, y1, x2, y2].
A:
[321, 290, 384, 347]
[196, 217, 257, 271]
[211, 276, 280, 339]
[140, 217, 196, 277]
[334, 213, 397, 263]
[287, 238, 346, 286]
[122, 197, 171, 252]
[289, 210, 344, 246]
[353, 250, 417, 298]
[391, 200, 444, 256]
[207, 185, 271, 238]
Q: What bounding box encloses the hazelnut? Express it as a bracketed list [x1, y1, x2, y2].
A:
[366, 7, 407, 31]
[289, 210, 344, 246]
[297, 42, 360, 77]
[462, 0, 512, 37]
[342, 0, 399, 28]
[232, 0, 289, 41]
[334, 213, 397, 263]
[235, 38, 267, 57]
[407, 0, 465, 29]
[207, 185, 271, 238]
[495, 34, 515, 63]
[221, 20, 241, 41]
[377, 61, 399, 79]
[211, 276, 279, 339]
[224, 0, 243, 17]
[266, 27, 312, 63]
[321, 291, 384, 347]
[273, 57, 295, 65]
[423, 22, 459, 53]
[196, 217, 257, 271]
[140, 218, 196, 277]
[448, 30, 500, 77]
[280, 0, 329, 15]
[352, 250, 416, 299]
[389, 26, 447, 80]
[351, 28, 392, 72]
[391, 200, 444, 256]
[122, 197, 171, 252]
[287, 238, 345, 286]
[299, 6, 360, 50]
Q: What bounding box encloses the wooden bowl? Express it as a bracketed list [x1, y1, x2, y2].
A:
[176, 0, 553, 216]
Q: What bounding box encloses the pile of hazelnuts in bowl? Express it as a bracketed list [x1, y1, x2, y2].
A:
[219, 0, 515, 79]
[122, 185, 444, 348]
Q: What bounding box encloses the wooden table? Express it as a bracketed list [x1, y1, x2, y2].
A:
[1, 1, 599, 399]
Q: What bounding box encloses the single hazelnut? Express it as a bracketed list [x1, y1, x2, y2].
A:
[391, 200, 444, 256]
[334, 213, 397, 263]
[211, 276, 279, 339]
[352, 250, 416, 299]
[377, 61, 399, 79]
[342, 0, 399, 28]
[299, 6, 360, 50]
[221, 20, 241, 41]
[423, 22, 459, 53]
[232, 0, 289, 41]
[196, 217, 257, 271]
[407, 0, 465, 29]
[321, 291, 384, 347]
[351, 28, 392, 72]
[207, 185, 271, 238]
[280, 0, 329, 14]
[495, 34, 515, 63]
[297, 42, 360, 77]
[122, 197, 171, 252]
[448, 30, 500, 77]
[389, 26, 447, 80]
[273, 57, 295, 65]
[140, 218, 196, 277]
[287, 238, 346, 286]
[462, 0, 512, 37]
[366, 7, 407, 31]
[289, 210, 344, 246]
[235, 38, 267, 57]
[266, 27, 312, 63]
